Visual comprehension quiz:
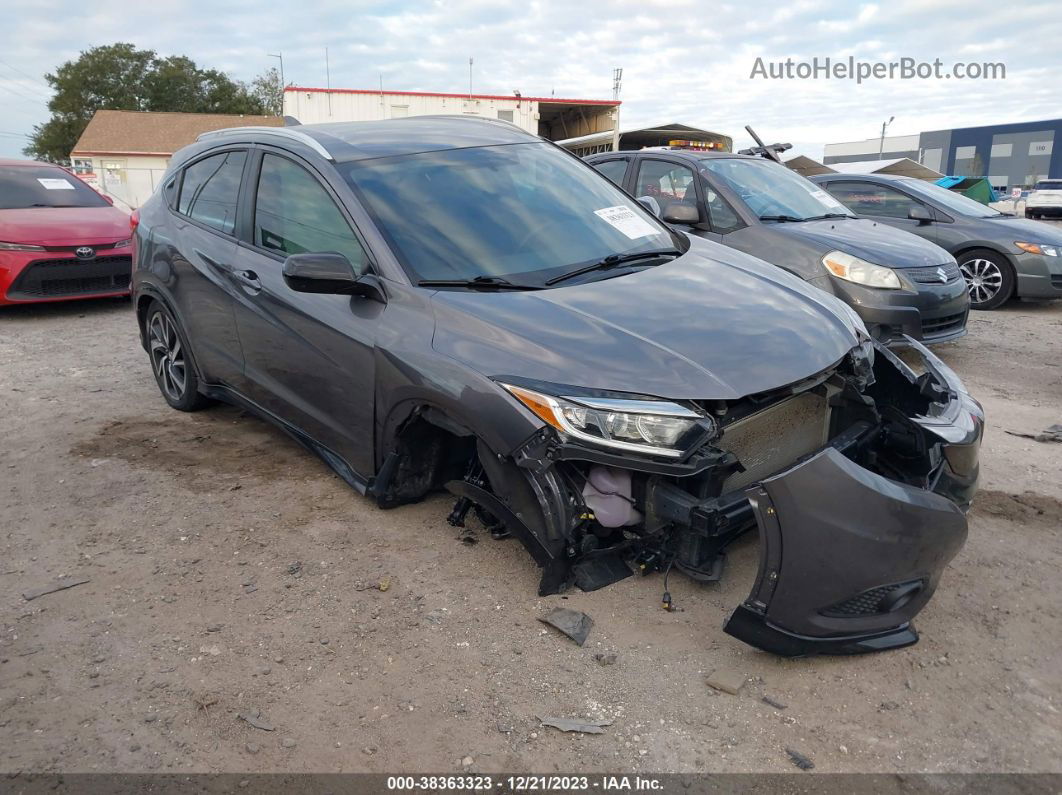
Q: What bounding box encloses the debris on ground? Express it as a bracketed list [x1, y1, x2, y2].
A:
[1005, 424, 1062, 443]
[593, 652, 618, 666]
[539, 716, 611, 734]
[785, 747, 815, 770]
[287, 561, 302, 576]
[281, 737, 296, 748]
[706, 668, 746, 695]
[538, 607, 593, 646]
[238, 710, 275, 731]
[22, 577, 90, 601]
[378, 576, 392, 592]
[198, 645, 221, 656]
[762, 695, 787, 709]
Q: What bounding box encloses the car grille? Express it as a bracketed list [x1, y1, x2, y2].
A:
[7, 256, 132, 300]
[717, 391, 830, 492]
[821, 580, 924, 617]
[921, 311, 967, 338]
[904, 262, 962, 284]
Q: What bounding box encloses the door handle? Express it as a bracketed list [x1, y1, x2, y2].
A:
[233, 269, 262, 289]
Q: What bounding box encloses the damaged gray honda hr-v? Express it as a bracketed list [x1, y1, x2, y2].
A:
[132, 116, 983, 657]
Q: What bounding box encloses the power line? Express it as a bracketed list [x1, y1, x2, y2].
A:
[0, 57, 50, 90]
[0, 80, 48, 107]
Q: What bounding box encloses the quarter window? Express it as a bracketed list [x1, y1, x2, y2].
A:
[822, 181, 921, 219]
[254, 154, 369, 273]
[177, 151, 246, 235]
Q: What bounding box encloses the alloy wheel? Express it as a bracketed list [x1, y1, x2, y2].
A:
[959, 258, 1003, 306]
[148, 311, 187, 402]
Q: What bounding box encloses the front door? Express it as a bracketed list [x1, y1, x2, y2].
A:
[229, 149, 380, 479]
[821, 180, 938, 243]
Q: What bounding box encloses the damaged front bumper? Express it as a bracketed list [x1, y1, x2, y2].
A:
[461, 336, 982, 657]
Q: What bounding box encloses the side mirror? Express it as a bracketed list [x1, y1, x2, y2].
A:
[101, 194, 114, 205]
[282, 253, 384, 301]
[908, 205, 933, 224]
[636, 196, 661, 217]
[661, 202, 700, 225]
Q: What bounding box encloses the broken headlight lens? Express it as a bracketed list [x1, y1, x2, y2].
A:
[500, 384, 710, 458]
[821, 251, 901, 289]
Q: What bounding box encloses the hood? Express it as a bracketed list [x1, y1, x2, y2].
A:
[977, 214, 1062, 244]
[431, 238, 862, 401]
[768, 217, 951, 268]
[0, 206, 131, 246]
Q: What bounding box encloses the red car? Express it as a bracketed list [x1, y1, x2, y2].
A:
[0, 158, 132, 306]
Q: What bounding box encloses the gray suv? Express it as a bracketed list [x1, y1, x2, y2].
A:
[586, 150, 970, 343]
[132, 117, 982, 657]
[811, 172, 1062, 309]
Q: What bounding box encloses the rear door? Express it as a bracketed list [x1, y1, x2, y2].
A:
[166, 148, 248, 385]
[820, 180, 939, 243]
[229, 147, 379, 479]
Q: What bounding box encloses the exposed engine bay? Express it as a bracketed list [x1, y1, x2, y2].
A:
[378, 336, 982, 657]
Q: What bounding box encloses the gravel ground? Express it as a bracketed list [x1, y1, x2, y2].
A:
[1, 288, 1060, 775]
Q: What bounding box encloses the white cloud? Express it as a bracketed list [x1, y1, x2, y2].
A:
[0, 0, 1059, 161]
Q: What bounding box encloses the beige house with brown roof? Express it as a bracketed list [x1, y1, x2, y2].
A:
[70, 110, 284, 208]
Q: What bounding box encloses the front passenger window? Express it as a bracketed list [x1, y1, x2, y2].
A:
[254, 154, 369, 274]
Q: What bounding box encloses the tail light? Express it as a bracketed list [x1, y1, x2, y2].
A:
[130, 209, 140, 231]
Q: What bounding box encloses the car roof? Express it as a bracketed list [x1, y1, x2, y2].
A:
[0, 158, 62, 168]
[811, 172, 910, 184]
[589, 150, 762, 163]
[196, 116, 541, 164]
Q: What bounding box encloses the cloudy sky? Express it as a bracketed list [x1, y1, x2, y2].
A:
[1, 0, 1059, 160]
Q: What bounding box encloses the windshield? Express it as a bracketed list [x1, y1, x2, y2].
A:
[699, 157, 853, 221]
[0, 165, 109, 210]
[1035, 181, 1062, 191]
[341, 142, 677, 284]
[899, 178, 1002, 217]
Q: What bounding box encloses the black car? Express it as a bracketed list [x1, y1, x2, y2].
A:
[811, 172, 1062, 310]
[132, 117, 982, 656]
[586, 150, 970, 343]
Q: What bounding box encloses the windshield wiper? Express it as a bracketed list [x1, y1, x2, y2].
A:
[802, 213, 853, 221]
[758, 214, 804, 222]
[417, 275, 543, 291]
[544, 248, 679, 286]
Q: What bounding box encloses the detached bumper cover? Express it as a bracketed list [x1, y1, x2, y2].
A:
[724, 447, 967, 656]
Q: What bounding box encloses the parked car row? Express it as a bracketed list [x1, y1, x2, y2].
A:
[127, 117, 983, 658]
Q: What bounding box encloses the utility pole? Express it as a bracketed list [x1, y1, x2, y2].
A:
[468, 57, 474, 99]
[268, 52, 285, 115]
[611, 67, 623, 152]
[325, 47, 332, 117]
[878, 115, 894, 159]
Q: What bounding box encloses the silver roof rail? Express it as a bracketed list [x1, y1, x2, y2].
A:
[196, 126, 334, 161]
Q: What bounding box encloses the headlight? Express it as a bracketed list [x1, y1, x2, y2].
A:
[1015, 241, 1059, 257]
[0, 241, 46, 252]
[821, 251, 901, 289]
[113, 239, 132, 248]
[500, 383, 711, 458]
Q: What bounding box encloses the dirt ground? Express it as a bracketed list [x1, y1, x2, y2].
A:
[1, 288, 1060, 775]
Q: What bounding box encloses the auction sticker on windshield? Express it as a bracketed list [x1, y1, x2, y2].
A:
[37, 178, 75, 190]
[810, 188, 845, 209]
[594, 205, 659, 239]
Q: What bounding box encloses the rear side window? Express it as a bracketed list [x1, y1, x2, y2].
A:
[822, 181, 919, 219]
[177, 151, 245, 235]
[592, 159, 628, 186]
[253, 154, 369, 273]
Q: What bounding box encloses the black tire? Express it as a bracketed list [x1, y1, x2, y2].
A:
[144, 300, 211, 411]
[957, 249, 1015, 311]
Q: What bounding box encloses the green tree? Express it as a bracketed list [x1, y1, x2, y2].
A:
[24, 43, 269, 163]
[250, 67, 284, 117]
